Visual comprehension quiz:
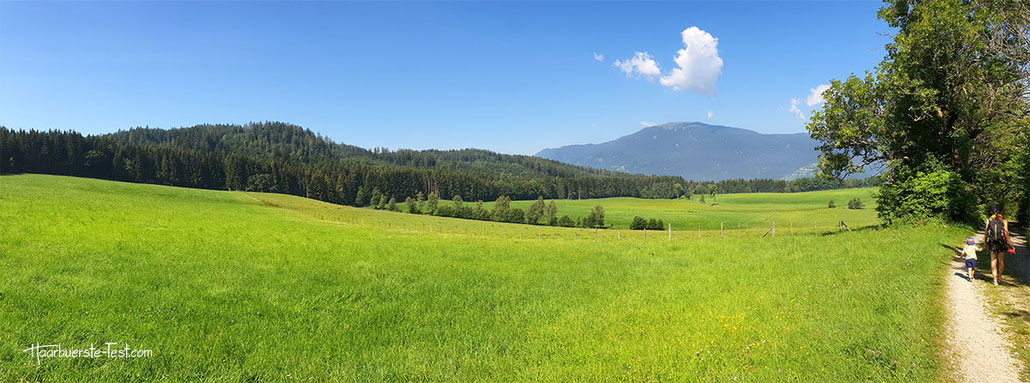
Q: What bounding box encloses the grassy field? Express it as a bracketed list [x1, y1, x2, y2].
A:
[0, 174, 968, 381]
[417, 188, 879, 232]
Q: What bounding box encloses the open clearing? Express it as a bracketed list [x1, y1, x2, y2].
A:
[415, 188, 879, 231]
[0, 174, 967, 381]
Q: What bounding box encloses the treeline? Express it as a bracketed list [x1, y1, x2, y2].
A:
[630, 216, 666, 230]
[0, 126, 687, 203]
[388, 194, 608, 228]
[709, 177, 880, 194]
[0, 123, 878, 210]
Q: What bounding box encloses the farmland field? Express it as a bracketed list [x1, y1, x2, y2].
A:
[0, 174, 968, 381]
[480, 188, 879, 231]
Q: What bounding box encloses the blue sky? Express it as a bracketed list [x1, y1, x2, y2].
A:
[0, 1, 890, 155]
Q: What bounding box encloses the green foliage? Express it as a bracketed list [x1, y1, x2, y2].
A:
[426, 192, 439, 215]
[544, 201, 558, 226]
[472, 201, 489, 221]
[503, 208, 525, 224]
[0, 122, 696, 203]
[369, 188, 383, 209]
[354, 186, 368, 207]
[405, 196, 420, 214]
[387, 197, 397, 212]
[306, 171, 331, 201]
[246, 173, 275, 192]
[874, 158, 975, 224]
[491, 195, 511, 221]
[828, 200, 836, 209]
[525, 197, 545, 225]
[581, 205, 606, 228]
[629, 216, 665, 230]
[1017, 129, 1030, 226]
[807, 0, 1029, 224]
[556, 215, 576, 227]
[847, 198, 863, 210]
[1020, 169, 1030, 226]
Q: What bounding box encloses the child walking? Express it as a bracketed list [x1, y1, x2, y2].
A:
[963, 237, 982, 283]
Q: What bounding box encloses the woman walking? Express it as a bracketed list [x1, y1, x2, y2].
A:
[984, 206, 1013, 286]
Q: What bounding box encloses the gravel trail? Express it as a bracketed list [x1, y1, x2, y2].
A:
[944, 232, 1024, 382]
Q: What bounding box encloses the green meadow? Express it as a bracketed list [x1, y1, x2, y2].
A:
[0, 174, 967, 381]
[481, 188, 879, 231]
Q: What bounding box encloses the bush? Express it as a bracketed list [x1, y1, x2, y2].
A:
[828, 200, 836, 208]
[582, 205, 605, 228]
[649, 219, 665, 230]
[630, 216, 665, 230]
[504, 208, 525, 224]
[557, 215, 576, 227]
[436, 205, 455, 217]
[405, 196, 421, 214]
[875, 157, 976, 224]
[847, 197, 863, 210]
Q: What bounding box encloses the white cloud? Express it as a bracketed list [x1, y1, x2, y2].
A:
[614, 52, 661, 77]
[658, 27, 723, 94]
[806, 84, 830, 106]
[707, 111, 713, 119]
[613, 27, 723, 94]
[593, 52, 605, 62]
[641, 121, 657, 127]
[789, 98, 805, 120]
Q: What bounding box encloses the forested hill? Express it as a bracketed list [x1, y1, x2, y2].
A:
[0, 122, 877, 208]
[102, 123, 630, 180]
[0, 122, 689, 204]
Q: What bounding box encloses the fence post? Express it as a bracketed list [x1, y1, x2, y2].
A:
[618, 230, 621, 241]
[556, 229, 559, 239]
[595, 228, 598, 240]
[721, 222, 724, 238]
[773, 220, 776, 237]
[521, 230, 523, 240]
[738, 222, 741, 238]
[698, 223, 701, 238]
[539, 230, 541, 240]
[668, 223, 671, 240]
[644, 228, 647, 239]
[790, 220, 793, 237]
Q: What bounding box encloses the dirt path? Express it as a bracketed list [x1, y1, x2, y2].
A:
[944, 232, 1025, 382]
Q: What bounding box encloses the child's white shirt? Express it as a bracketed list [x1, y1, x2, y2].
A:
[963, 244, 978, 260]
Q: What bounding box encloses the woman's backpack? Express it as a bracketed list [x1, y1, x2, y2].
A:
[986, 218, 1005, 243]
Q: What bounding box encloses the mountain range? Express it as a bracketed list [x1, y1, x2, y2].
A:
[536, 122, 823, 181]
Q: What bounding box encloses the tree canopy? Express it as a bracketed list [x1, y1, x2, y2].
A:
[807, 0, 1029, 223]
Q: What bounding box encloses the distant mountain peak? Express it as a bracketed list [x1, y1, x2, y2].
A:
[536, 122, 819, 181]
